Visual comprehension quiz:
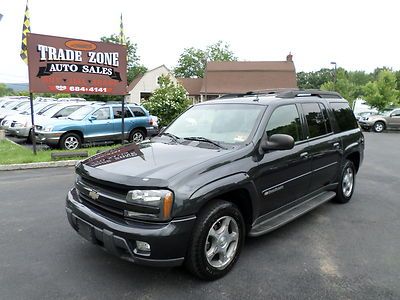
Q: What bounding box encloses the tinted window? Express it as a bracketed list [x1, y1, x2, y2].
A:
[113, 107, 133, 119]
[330, 102, 358, 131]
[129, 107, 146, 117]
[302, 103, 329, 138]
[266, 104, 303, 142]
[318, 103, 332, 133]
[92, 107, 110, 120]
[391, 110, 400, 117]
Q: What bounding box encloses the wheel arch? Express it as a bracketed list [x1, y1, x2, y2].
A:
[345, 151, 360, 173]
[188, 174, 258, 233]
[60, 130, 84, 143]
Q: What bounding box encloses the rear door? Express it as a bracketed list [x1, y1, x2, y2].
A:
[254, 104, 312, 214]
[111, 106, 134, 139]
[301, 102, 341, 192]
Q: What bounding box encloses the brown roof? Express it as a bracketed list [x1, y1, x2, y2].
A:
[127, 74, 144, 92]
[177, 78, 203, 95]
[201, 60, 297, 94]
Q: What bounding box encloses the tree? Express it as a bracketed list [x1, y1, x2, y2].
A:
[174, 41, 237, 78]
[142, 75, 190, 127]
[363, 70, 399, 111]
[100, 34, 147, 84]
[321, 69, 358, 105]
[0, 83, 13, 96]
[297, 68, 333, 89]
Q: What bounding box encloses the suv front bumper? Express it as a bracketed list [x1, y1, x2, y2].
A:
[66, 187, 196, 267]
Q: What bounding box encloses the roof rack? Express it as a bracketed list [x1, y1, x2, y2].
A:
[217, 89, 282, 99]
[276, 89, 342, 99]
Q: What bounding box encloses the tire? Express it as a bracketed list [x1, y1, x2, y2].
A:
[185, 200, 245, 281]
[60, 132, 82, 150]
[333, 160, 356, 204]
[373, 121, 385, 133]
[129, 129, 145, 143]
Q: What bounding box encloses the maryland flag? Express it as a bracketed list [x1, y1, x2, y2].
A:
[119, 13, 126, 45]
[20, 0, 31, 64]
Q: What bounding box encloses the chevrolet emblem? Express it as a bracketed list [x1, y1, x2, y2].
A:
[88, 190, 100, 201]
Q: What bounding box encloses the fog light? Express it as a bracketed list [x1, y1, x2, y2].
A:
[136, 241, 151, 252]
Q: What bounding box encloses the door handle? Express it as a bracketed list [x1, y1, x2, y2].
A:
[333, 142, 340, 149]
[300, 152, 309, 159]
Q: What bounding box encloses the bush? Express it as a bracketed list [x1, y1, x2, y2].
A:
[142, 75, 191, 127]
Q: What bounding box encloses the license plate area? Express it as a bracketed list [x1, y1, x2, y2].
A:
[76, 218, 95, 243]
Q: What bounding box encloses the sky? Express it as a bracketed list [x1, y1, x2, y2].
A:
[0, 0, 399, 83]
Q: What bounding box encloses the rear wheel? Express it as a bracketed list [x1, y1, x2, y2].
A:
[185, 200, 245, 280]
[60, 133, 82, 150]
[333, 160, 356, 204]
[373, 121, 385, 133]
[129, 129, 145, 143]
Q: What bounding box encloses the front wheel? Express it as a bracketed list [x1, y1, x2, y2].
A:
[60, 133, 82, 150]
[373, 121, 385, 133]
[185, 200, 245, 280]
[333, 160, 356, 204]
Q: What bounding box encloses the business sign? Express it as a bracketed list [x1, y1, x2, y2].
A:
[27, 33, 127, 95]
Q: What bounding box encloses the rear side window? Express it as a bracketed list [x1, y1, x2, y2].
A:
[330, 102, 358, 131]
[266, 104, 303, 142]
[113, 107, 133, 119]
[129, 107, 146, 117]
[302, 103, 330, 138]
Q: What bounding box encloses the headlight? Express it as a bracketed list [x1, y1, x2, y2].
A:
[125, 189, 174, 221]
[43, 126, 53, 132]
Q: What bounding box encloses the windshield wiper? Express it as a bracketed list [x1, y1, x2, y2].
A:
[183, 136, 226, 149]
[160, 132, 181, 142]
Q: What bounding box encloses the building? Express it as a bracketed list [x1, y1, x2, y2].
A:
[127, 55, 297, 104]
[178, 54, 297, 103]
[127, 65, 177, 104]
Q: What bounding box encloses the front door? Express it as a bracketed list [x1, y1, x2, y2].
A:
[85, 107, 113, 142]
[254, 104, 312, 215]
[387, 109, 400, 129]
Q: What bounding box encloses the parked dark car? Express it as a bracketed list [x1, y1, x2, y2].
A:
[66, 90, 364, 280]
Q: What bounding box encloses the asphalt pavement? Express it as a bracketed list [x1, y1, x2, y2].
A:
[0, 132, 399, 299]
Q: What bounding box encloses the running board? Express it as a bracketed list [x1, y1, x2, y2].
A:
[249, 191, 336, 237]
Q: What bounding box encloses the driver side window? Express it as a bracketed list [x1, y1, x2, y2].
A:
[92, 108, 110, 120]
[266, 104, 303, 142]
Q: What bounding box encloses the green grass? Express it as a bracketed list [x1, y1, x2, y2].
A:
[0, 139, 120, 165]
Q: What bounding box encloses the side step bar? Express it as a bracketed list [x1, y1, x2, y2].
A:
[249, 191, 336, 237]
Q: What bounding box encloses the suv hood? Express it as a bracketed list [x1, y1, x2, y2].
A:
[78, 140, 232, 187]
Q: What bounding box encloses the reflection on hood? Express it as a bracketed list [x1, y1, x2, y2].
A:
[84, 143, 145, 167]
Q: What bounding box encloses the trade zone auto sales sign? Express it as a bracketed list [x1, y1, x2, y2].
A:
[27, 33, 127, 95]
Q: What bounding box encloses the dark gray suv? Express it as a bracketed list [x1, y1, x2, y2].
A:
[66, 90, 364, 280]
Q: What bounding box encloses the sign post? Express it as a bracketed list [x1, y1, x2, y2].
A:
[26, 33, 127, 153]
[29, 92, 37, 155]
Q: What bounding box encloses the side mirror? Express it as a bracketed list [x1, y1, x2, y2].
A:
[88, 115, 97, 121]
[260, 134, 295, 153]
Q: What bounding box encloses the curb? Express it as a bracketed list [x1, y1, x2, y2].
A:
[0, 160, 80, 171]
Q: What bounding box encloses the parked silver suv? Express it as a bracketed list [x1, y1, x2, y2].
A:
[358, 108, 400, 132]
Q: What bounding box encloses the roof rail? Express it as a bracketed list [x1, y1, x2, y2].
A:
[217, 89, 282, 99]
[276, 89, 342, 99]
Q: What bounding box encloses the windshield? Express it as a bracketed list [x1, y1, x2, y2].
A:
[67, 105, 96, 120]
[165, 104, 265, 145]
